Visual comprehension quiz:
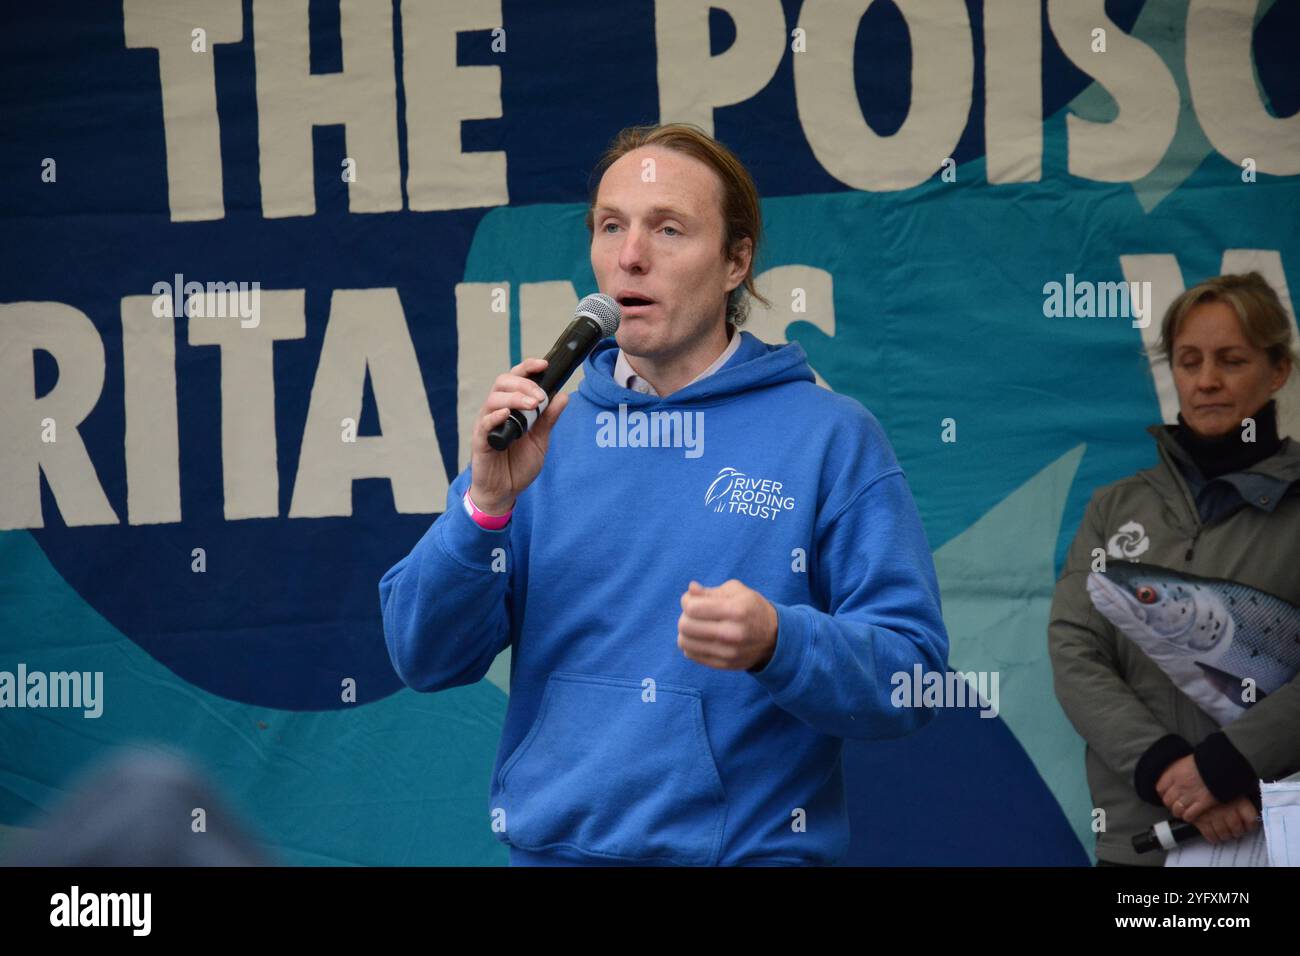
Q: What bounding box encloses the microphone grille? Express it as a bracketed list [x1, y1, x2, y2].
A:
[576, 293, 621, 337]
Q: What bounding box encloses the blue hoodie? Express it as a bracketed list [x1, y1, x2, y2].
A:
[379, 330, 949, 866]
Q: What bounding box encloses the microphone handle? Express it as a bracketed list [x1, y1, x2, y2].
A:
[486, 315, 604, 451]
[1131, 818, 1199, 854]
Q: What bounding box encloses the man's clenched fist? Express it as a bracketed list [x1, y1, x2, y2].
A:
[677, 579, 778, 672]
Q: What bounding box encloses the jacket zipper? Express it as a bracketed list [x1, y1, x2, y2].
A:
[1157, 442, 1204, 563]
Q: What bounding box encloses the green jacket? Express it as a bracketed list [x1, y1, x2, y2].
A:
[1049, 424, 1300, 865]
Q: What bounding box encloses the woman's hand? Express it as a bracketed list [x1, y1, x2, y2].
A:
[1190, 795, 1259, 845]
[1156, 755, 1218, 821]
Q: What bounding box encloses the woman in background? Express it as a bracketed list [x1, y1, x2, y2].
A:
[1049, 271, 1300, 866]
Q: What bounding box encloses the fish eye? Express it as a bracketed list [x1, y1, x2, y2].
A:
[1135, 586, 1158, 604]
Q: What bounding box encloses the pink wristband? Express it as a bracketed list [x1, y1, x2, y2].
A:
[463, 489, 513, 530]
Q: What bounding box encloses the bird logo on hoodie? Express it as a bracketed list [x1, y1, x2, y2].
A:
[705, 467, 746, 512]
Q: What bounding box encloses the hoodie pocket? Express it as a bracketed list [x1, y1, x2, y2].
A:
[496, 672, 727, 865]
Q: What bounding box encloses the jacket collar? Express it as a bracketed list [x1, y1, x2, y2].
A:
[1142, 423, 1300, 521]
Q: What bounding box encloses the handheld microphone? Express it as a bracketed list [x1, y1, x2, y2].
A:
[1132, 818, 1199, 854]
[487, 293, 621, 451]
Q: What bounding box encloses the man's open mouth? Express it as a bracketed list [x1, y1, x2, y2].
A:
[617, 295, 655, 308]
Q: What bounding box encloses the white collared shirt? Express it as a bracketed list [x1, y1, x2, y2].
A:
[612, 323, 740, 396]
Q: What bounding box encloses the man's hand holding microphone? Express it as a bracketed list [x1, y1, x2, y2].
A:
[468, 356, 570, 516]
[465, 293, 621, 518]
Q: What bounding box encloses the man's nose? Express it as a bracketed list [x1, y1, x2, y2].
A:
[618, 225, 649, 273]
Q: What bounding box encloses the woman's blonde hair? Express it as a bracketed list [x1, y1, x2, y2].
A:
[1155, 271, 1298, 368]
[585, 122, 770, 326]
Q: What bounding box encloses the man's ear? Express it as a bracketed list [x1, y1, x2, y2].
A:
[726, 236, 753, 290]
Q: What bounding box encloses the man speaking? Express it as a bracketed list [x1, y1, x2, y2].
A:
[379, 123, 949, 866]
